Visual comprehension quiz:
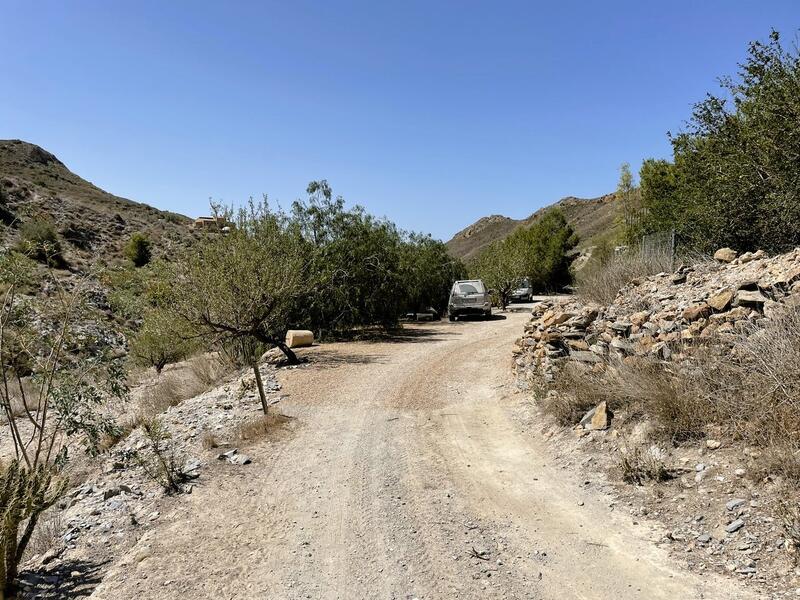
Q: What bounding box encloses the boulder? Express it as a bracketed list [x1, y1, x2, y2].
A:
[285, 330, 314, 348]
[610, 321, 632, 335]
[714, 247, 738, 263]
[568, 351, 601, 364]
[734, 290, 767, 308]
[707, 288, 735, 312]
[580, 401, 612, 430]
[682, 303, 710, 322]
[567, 339, 590, 351]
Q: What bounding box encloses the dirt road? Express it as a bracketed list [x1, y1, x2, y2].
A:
[93, 312, 756, 599]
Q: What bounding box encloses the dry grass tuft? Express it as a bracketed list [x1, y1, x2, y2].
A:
[103, 353, 232, 451]
[619, 445, 670, 485]
[776, 497, 800, 557]
[234, 414, 293, 444]
[23, 511, 63, 560]
[547, 304, 800, 483]
[576, 248, 674, 305]
[200, 431, 220, 450]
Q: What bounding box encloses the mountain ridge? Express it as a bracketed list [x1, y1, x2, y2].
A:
[445, 193, 619, 261]
[0, 139, 191, 267]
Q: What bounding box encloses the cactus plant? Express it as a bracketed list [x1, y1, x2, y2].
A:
[0, 461, 67, 598]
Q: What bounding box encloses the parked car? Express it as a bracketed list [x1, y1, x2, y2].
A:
[448, 280, 492, 321]
[509, 278, 533, 303]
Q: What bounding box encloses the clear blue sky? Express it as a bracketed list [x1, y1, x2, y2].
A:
[2, 1, 798, 240]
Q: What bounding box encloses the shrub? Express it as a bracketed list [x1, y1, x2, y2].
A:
[0, 463, 68, 595]
[133, 418, 187, 494]
[0, 253, 126, 597]
[638, 31, 800, 253]
[619, 446, 670, 485]
[124, 232, 152, 267]
[16, 218, 65, 267]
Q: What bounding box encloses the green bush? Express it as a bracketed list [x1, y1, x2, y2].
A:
[124, 232, 152, 267]
[16, 218, 65, 267]
[638, 30, 800, 253]
[129, 309, 197, 373]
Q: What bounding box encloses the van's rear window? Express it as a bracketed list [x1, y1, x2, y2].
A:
[456, 282, 484, 294]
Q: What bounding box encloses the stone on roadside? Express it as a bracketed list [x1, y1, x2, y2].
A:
[569, 351, 601, 364]
[735, 289, 767, 308]
[682, 303, 710, 322]
[217, 449, 252, 466]
[579, 401, 612, 430]
[726, 498, 746, 511]
[285, 330, 314, 349]
[708, 288, 735, 312]
[725, 519, 745, 533]
[714, 247, 738, 263]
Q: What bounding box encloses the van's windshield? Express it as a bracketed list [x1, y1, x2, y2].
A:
[455, 282, 484, 295]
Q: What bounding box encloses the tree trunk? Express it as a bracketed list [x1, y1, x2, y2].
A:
[275, 341, 299, 365]
[252, 363, 269, 414]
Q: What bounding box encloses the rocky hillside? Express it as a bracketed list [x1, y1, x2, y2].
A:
[513, 247, 800, 595]
[446, 193, 618, 261]
[0, 139, 191, 268]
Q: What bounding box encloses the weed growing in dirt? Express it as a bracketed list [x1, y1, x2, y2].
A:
[200, 431, 220, 450]
[234, 414, 292, 444]
[576, 248, 674, 305]
[619, 446, 670, 485]
[133, 418, 188, 494]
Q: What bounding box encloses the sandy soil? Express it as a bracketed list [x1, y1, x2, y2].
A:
[91, 311, 758, 599]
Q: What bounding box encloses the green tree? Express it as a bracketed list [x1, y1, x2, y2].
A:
[515, 208, 578, 291]
[168, 199, 306, 413]
[124, 232, 152, 267]
[400, 233, 466, 315]
[615, 163, 643, 244]
[129, 308, 197, 374]
[470, 208, 577, 306]
[470, 239, 521, 309]
[292, 181, 407, 334]
[639, 30, 800, 253]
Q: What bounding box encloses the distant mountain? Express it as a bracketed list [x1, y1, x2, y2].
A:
[0, 139, 191, 268]
[445, 193, 619, 261]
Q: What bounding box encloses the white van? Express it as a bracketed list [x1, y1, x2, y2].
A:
[448, 280, 492, 321]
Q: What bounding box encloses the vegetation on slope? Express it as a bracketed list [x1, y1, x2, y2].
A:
[469, 208, 578, 306]
[636, 30, 800, 254]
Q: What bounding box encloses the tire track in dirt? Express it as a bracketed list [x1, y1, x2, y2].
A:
[91, 315, 758, 600]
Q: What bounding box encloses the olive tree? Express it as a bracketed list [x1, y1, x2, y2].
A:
[169, 200, 306, 413]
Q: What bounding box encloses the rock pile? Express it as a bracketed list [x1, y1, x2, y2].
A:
[513, 247, 800, 389]
[514, 247, 800, 594]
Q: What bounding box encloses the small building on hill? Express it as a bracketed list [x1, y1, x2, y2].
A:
[193, 216, 230, 231]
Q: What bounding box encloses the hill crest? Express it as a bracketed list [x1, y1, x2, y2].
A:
[445, 193, 618, 261]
